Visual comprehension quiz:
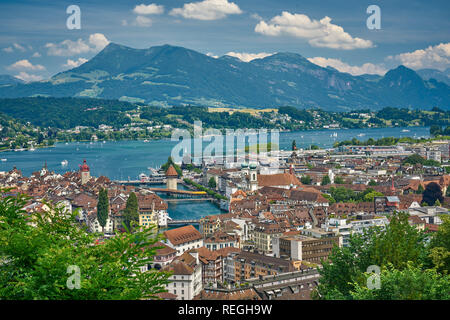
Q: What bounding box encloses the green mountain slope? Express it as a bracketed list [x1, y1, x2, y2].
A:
[0, 43, 448, 111]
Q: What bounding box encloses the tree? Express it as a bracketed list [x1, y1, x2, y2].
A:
[429, 215, 450, 274]
[123, 192, 139, 230]
[301, 175, 312, 185]
[97, 188, 109, 233]
[321, 175, 331, 186]
[322, 193, 336, 205]
[334, 176, 345, 184]
[314, 212, 431, 300]
[0, 189, 170, 299]
[161, 156, 182, 177]
[363, 191, 384, 202]
[422, 182, 443, 206]
[208, 177, 217, 189]
[430, 125, 442, 136]
[37, 133, 44, 145]
[350, 263, 450, 300]
[416, 184, 425, 194]
[368, 179, 377, 186]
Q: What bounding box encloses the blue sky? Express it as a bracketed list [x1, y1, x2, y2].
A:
[1, 0, 449, 81]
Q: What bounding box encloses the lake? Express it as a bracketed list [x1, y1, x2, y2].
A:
[0, 126, 430, 179]
[0, 126, 430, 221]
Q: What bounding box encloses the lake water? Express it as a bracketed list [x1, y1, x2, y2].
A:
[0, 126, 430, 221]
[0, 126, 430, 179]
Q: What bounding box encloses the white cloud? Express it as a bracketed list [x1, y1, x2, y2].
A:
[8, 59, 46, 71]
[88, 33, 110, 51]
[13, 43, 26, 52]
[14, 72, 43, 82]
[133, 3, 164, 15]
[135, 15, 153, 27]
[121, 19, 128, 26]
[387, 43, 450, 71]
[3, 43, 28, 53]
[63, 57, 88, 69]
[32, 52, 41, 58]
[206, 52, 219, 58]
[308, 57, 387, 76]
[255, 11, 373, 50]
[170, 0, 242, 21]
[225, 51, 275, 62]
[45, 33, 109, 56]
[45, 39, 90, 56]
[250, 13, 263, 21]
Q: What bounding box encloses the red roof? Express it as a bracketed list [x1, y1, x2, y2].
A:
[79, 160, 90, 172]
[164, 225, 202, 246]
[165, 165, 178, 177]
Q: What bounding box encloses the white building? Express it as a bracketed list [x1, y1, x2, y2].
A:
[163, 225, 204, 256]
[163, 251, 203, 300]
[321, 217, 388, 247]
[88, 214, 114, 234]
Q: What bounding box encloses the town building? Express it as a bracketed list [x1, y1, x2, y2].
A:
[148, 241, 177, 270]
[223, 251, 301, 284]
[163, 251, 203, 300]
[163, 225, 204, 255]
[272, 234, 340, 264]
[251, 222, 284, 254]
[204, 231, 239, 250]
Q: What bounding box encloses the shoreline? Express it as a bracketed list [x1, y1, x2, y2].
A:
[0, 125, 433, 155]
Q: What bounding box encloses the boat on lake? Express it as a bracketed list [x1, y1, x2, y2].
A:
[61, 160, 68, 166]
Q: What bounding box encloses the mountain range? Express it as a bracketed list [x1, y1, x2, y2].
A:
[0, 43, 448, 111]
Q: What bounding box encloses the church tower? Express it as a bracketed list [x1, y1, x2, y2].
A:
[79, 159, 90, 185]
[249, 163, 258, 191]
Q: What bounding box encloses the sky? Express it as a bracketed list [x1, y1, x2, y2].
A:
[0, 0, 449, 82]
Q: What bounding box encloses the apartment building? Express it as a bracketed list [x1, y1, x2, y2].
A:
[224, 251, 299, 284]
[163, 251, 202, 300]
[272, 234, 340, 264]
[204, 231, 239, 251]
[251, 222, 284, 254]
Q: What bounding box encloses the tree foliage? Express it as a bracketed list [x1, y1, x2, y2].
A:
[313, 211, 447, 300]
[422, 182, 443, 206]
[300, 175, 312, 185]
[0, 189, 170, 299]
[321, 175, 331, 186]
[123, 192, 139, 230]
[350, 263, 450, 300]
[161, 156, 182, 177]
[208, 177, 217, 189]
[97, 188, 109, 231]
